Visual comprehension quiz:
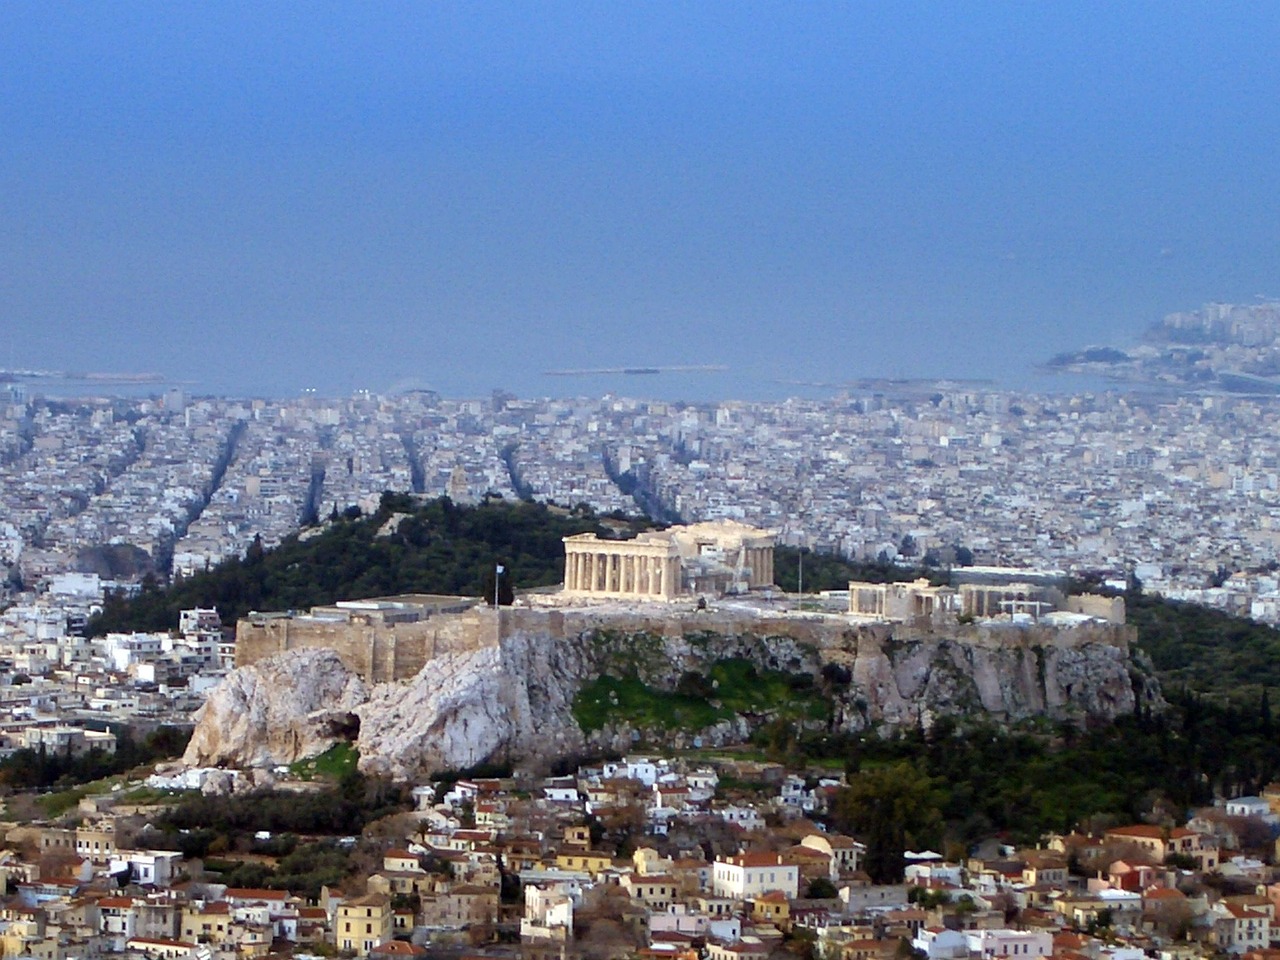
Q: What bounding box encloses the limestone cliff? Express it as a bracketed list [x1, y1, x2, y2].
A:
[354, 636, 588, 780]
[183, 648, 368, 768]
[186, 613, 1162, 779]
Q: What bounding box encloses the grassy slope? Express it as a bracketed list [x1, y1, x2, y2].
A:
[573, 656, 828, 734]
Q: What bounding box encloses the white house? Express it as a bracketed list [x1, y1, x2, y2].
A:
[913, 928, 969, 960]
[521, 884, 574, 941]
[1214, 903, 1271, 954]
[108, 851, 182, 886]
[542, 779, 580, 803]
[601, 757, 663, 786]
[1225, 796, 1272, 819]
[715, 805, 766, 831]
[964, 929, 1053, 959]
[712, 852, 799, 900]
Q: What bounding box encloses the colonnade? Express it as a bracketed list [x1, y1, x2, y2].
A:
[740, 545, 774, 588]
[563, 547, 682, 599]
[848, 578, 959, 620]
[849, 583, 891, 617]
[960, 583, 1044, 619]
[561, 523, 778, 602]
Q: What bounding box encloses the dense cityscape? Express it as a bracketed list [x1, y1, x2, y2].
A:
[8, 372, 1280, 626]
[0, 354, 1278, 958]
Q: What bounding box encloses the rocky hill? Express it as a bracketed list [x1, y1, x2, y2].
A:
[185, 610, 1162, 780]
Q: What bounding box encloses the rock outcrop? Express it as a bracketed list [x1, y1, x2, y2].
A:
[182, 648, 368, 769]
[354, 637, 588, 780]
[186, 615, 1162, 779]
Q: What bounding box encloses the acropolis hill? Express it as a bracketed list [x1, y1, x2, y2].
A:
[193, 526, 1159, 779]
[235, 520, 1129, 682]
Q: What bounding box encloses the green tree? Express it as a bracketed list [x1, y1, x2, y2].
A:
[831, 760, 942, 883]
[806, 877, 838, 899]
[481, 565, 516, 606]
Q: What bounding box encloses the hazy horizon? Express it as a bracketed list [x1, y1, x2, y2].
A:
[3, 2, 1278, 402]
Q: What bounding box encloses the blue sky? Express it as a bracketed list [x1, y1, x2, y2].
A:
[2, 2, 1278, 400]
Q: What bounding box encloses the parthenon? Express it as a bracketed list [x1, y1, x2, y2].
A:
[562, 521, 777, 601]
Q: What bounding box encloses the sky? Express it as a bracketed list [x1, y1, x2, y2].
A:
[2, 2, 1279, 401]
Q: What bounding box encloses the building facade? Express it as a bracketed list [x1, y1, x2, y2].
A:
[562, 521, 776, 601]
[849, 568, 1124, 625]
[711, 852, 799, 901]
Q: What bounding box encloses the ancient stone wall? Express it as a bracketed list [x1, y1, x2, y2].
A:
[236, 602, 1132, 683]
[1065, 594, 1127, 623]
[235, 609, 500, 682]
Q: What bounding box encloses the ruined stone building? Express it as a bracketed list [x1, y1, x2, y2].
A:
[848, 567, 1125, 625]
[562, 520, 776, 601]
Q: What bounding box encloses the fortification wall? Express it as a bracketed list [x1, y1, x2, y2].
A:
[1065, 594, 1127, 623]
[235, 609, 500, 682]
[496, 606, 1131, 653]
[236, 602, 1133, 682]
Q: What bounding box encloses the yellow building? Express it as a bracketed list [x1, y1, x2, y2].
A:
[180, 902, 231, 944]
[336, 894, 392, 957]
[751, 890, 791, 929]
[554, 850, 617, 877]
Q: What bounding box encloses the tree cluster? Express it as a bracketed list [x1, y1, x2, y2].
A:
[1127, 591, 1280, 701]
[812, 686, 1280, 882]
[89, 494, 648, 634]
[0, 725, 191, 791]
[773, 546, 951, 593]
[206, 840, 355, 900]
[154, 769, 411, 844]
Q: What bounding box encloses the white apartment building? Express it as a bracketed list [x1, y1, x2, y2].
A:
[711, 852, 798, 900]
[965, 929, 1053, 959]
